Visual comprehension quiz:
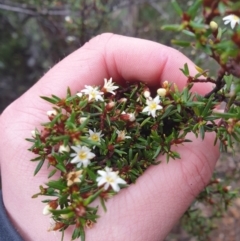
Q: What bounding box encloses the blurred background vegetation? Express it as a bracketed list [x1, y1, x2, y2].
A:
[1, 1, 239, 241]
[0, 0, 194, 113]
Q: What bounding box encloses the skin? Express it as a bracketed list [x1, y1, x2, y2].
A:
[0, 33, 219, 241]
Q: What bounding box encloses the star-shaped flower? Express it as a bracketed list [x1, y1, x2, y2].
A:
[70, 145, 96, 168]
[88, 129, 103, 143]
[66, 170, 83, 186]
[96, 167, 126, 192]
[102, 78, 119, 95]
[116, 130, 131, 142]
[142, 95, 163, 117]
[223, 14, 240, 29]
[81, 85, 104, 101]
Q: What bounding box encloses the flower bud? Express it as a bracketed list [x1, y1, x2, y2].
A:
[106, 101, 115, 111]
[47, 110, 57, 117]
[128, 113, 136, 122]
[210, 21, 218, 31]
[48, 222, 65, 231]
[65, 16, 73, 23]
[157, 88, 167, 97]
[162, 80, 169, 89]
[31, 130, 37, 138]
[223, 185, 232, 192]
[76, 92, 83, 98]
[143, 90, 151, 98]
[59, 144, 70, 153]
[43, 200, 58, 215]
[79, 117, 87, 124]
[118, 98, 127, 103]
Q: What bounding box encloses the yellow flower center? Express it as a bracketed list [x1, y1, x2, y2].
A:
[78, 151, 87, 160]
[233, 15, 239, 21]
[106, 176, 114, 184]
[150, 102, 157, 110]
[91, 134, 99, 142]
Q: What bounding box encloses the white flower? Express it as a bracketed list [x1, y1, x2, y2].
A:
[76, 92, 83, 98]
[81, 85, 104, 102]
[65, 16, 72, 23]
[121, 111, 136, 122]
[43, 204, 52, 215]
[128, 112, 136, 122]
[88, 129, 103, 143]
[66, 170, 83, 186]
[96, 167, 126, 192]
[142, 95, 163, 117]
[103, 78, 119, 95]
[31, 130, 37, 138]
[116, 130, 131, 142]
[47, 110, 57, 117]
[43, 201, 58, 215]
[66, 36, 77, 42]
[58, 144, 70, 153]
[70, 145, 96, 168]
[79, 117, 87, 124]
[223, 14, 240, 29]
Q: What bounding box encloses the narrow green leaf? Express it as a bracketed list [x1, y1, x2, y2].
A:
[153, 146, 161, 159]
[46, 179, 66, 190]
[182, 30, 195, 37]
[48, 169, 57, 178]
[56, 163, 67, 173]
[171, 0, 183, 16]
[201, 95, 215, 117]
[100, 197, 107, 212]
[171, 40, 191, 47]
[34, 159, 45, 176]
[187, 0, 202, 17]
[161, 24, 183, 31]
[140, 117, 151, 127]
[199, 125, 205, 139]
[80, 226, 86, 241]
[40, 96, 58, 104]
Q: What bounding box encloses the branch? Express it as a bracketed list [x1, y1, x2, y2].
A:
[0, 2, 70, 16]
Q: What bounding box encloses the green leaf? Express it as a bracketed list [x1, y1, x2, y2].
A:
[46, 179, 66, 190]
[140, 117, 151, 127]
[48, 169, 57, 178]
[153, 146, 161, 159]
[199, 124, 205, 139]
[40, 96, 58, 104]
[79, 226, 86, 241]
[100, 197, 107, 212]
[171, 40, 191, 47]
[160, 105, 174, 119]
[34, 158, 45, 176]
[161, 24, 183, 31]
[182, 30, 195, 37]
[56, 163, 67, 173]
[189, 21, 208, 30]
[180, 63, 189, 77]
[201, 95, 215, 117]
[187, 0, 202, 17]
[171, 0, 183, 16]
[86, 167, 97, 180]
[72, 228, 80, 240]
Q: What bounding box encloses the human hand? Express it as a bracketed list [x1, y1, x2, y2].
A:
[0, 34, 219, 241]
